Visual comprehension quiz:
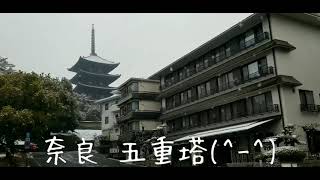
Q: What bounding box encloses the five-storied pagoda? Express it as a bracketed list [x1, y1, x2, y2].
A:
[68, 24, 120, 101]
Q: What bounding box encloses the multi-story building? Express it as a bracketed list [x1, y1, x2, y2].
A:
[96, 92, 121, 139]
[149, 13, 320, 166]
[95, 91, 121, 157]
[117, 78, 161, 143]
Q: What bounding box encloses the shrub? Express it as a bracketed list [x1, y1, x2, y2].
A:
[255, 146, 306, 163]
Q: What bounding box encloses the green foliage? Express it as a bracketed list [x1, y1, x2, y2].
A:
[256, 125, 307, 163]
[255, 146, 306, 162]
[73, 93, 101, 121]
[0, 57, 15, 74]
[0, 71, 80, 152]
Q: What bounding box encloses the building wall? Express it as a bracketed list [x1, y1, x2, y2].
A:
[101, 99, 120, 136]
[138, 81, 160, 93]
[139, 100, 161, 111]
[270, 14, 320, 147]
[102, 128, 120, 141]
[139, 120, 161, 131]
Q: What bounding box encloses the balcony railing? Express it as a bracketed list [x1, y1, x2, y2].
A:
[168, 104, 279, 133]
[163, 32, 270, 89]
[219, 66, 274, 92]
[222, 104, 280, 123]
[164, 66, 274, 112]
[300, 104, 320, 112]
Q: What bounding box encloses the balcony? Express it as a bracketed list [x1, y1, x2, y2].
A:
[118, 110, 161, 123]
[164, 66, 275, 112]
[118, 91, 160, 105]
[163, 32, 270, 90]
[168, 104, 280, 134]
[220, 66, 274, 92]
[300, 104, 320, 112]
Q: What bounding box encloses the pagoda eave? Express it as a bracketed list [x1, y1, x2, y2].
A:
[68, 58, 119, 73]
[78, 69, 121, 78]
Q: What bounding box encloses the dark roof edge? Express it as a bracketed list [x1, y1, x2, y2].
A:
[148, 13, 262, 80]
[118, 77, 160, 90]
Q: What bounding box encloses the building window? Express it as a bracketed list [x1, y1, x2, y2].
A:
[249, 92, 273, 114]
[187, 90, 192, 102]
[105, 117, 109, 124]
[166, 97, 174, 110]
[231, 99, 245, 119]
[204, 58, 209, 69]
[132, 101, 139, 111]
[225, 43, 231, 57]
[129, 82, 138, 92]
[190, 114, 200, 127]
[218, 73, 229, 91]
[181, 91, 188, 105]
[105, 103, 109, 110]
[174, 94, 181, 107]
[130, 121, 139, 131]
[306, 131, 320, 154]
[299, 90, 315, 105]
[232, 68, 242, 85]
[191, 87, 198, 102]
[197, 83, 207, 98]
[299, 90, 316, 112]
[196, 59, 204, 73]
[178, 69, 186, 81]
[248, 61, 259, 79]
[182, 116, 190, 129]
[210, 78, 218, 94]
[161, 98, 166, 109]
[205, 81, 211, 96]
[175, 119, 183, 131]
[200, 111, 208, 126]
[245, 30, 255, 47]
[215, 49, 221, 63]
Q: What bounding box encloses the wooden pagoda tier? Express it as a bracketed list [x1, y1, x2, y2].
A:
[73, 82, 117, 100]
[70, 69, 120, 87]
[68, 55, 120, 74]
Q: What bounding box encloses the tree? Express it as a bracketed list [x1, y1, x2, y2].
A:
[73, 92, 101, 122]
[0, 56, 15, 74]
[256, 125, 306, 166]
[0, 71, 80, 159]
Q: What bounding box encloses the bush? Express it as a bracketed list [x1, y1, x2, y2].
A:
[255, 146, 306, 163]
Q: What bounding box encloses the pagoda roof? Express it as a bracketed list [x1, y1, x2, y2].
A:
[78, 69, 120, 77]
[68, 56, 119, 73]
[81, 55, 118, 65]
[70, 75, 120, 86]
[73, 83, 115, 99]
[76, 82, 117, 90]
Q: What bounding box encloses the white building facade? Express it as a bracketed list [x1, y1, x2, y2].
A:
[96, 94, 121, 141]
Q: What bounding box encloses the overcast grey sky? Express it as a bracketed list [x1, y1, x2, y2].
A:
[0, 13, 251, 87]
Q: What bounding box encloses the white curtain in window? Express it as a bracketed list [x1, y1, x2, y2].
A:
[248, 61, 259, 79]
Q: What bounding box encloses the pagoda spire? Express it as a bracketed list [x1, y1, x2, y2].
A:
[90, 24, 97, 56]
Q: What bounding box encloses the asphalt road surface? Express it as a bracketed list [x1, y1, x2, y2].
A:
[29, 151, 140, 167]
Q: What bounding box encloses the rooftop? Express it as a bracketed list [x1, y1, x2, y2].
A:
[118, 77, 160, 90]
[95, 94, 121, 104]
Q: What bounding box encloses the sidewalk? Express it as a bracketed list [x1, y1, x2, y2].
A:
[0, 152, 28, 167]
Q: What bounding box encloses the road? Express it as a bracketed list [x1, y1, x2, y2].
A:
[28, 151, 140, 167]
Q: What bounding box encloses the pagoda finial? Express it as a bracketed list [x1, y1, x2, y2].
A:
[90, 24, 97, 56]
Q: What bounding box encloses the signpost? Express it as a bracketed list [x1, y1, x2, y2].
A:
[110, 147, 119, 154]
[24, 132, 31, 167]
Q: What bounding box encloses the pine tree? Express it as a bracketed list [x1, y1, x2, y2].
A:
[0, 57, 15, 74]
